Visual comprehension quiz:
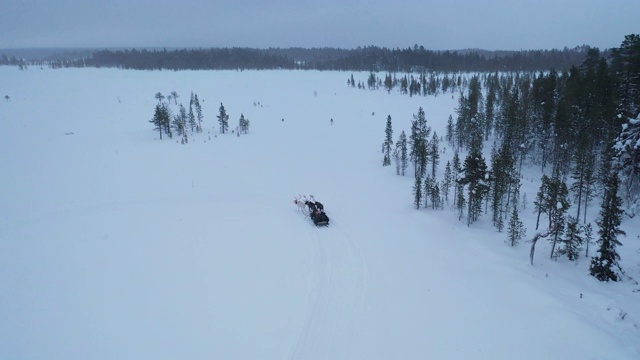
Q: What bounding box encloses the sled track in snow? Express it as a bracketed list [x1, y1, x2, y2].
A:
[290, 213, 370, 360]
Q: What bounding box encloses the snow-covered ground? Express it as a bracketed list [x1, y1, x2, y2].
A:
[0, 67, 638, 359]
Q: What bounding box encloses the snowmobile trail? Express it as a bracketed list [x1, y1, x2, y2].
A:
[290, 216, 370, 360]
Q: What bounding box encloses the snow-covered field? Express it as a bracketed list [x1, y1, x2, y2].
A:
[1, 67, 638, 359]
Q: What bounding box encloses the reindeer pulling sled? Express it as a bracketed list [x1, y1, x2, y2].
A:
[293, 195, 330, 227]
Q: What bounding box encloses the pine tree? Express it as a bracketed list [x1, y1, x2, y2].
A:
[432, 182, 441, 209]
[155, 92, 164, 104]
[383, 115, 393, 166]
[533, 175, 550, 231]
[150, 103, 165, 139]
[217, 102, 229, 134]
[238, 114, 250, 134]
[459, 142, 490, 225]
[413, 176, 423, 209]
[506, 205, 526, 246]
[558, 216, 583, 261]
[384, 73, 393, 93]
[393, 148, 401, 175]
[442, 161, 452, 203]
[452, 151, 461, 206]
[194, 94, 203, 133]
[590, 172, 625, 282]
[409, 107, 431, 178]
[188, 103, 196, 132]
[398, 130, 408, 176]
[430, 131, 440, 178]
[584, 223, 594, 258]
[423, 175, 433, 208]
[456, 182, 466, 221]
[446, 114, 455, 148]
[547, 171, 570, 259]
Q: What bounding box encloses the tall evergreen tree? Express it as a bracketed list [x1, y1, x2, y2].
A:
[398, 131, 408, 176]
[393, 148, 401, 175]
[445, 114, 455, 149]
[459, 143, 490, 225]
[506, 205, 526, 246]
[238, 113, 250, 134]
[423, 175, 434, 209]
[150, 103, 167, 139]
[217, 102, 229, 134]
[557, 216, 583, 261]
[533, 174, 551, 230]
[188, 103, 196, 132]
[413, 176, 423, 209]
[584, 223, 594, 258]
[430, 131, 440, 178]
[590, 172, 625, 282]
[383, 115, 393, 166]
[456, 181, 466, 221]
[442, 161, 452, 203]
[194, 94, 203, 132]
[384, 73, 393, 93]
[547, 169, 570, 259]
[452, 151, 461, 207]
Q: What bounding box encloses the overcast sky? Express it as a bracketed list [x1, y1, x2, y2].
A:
[1, 0, 637, 50]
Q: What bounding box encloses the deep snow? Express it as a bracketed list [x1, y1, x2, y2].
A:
[0, 67, 638, 359]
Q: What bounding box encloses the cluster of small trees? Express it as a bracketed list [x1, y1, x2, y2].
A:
[149, 91, 203, 143]
[381, 34, 640, 282]
[149, 92, 250, 141]
[351, 72, 462, 96]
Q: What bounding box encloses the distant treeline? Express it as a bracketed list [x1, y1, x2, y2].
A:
[28, 45, 598, 72]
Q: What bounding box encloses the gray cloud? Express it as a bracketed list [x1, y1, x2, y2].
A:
[1, 0, 637, 50]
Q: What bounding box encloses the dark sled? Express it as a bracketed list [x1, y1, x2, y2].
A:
[310, 210, 330, 227]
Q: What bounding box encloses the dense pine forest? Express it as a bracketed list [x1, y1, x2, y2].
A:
[373, 34, 639, 281]
[3, 45, 593, 72]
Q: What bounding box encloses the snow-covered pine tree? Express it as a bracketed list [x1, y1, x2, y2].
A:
[239, 114, 250, 134]
[548, 169, 570, 259]
[459, 140, 490, 225]
[584, 223, 593, 258]
[383, 115, 393, 166]
[423, 175, 434, 209]
[217, 103, 229, 134]
[442, 161, 452, 203]
[506, 205, 525, 246]
[399, 131, 408, 176]
[432, 182, 441, 210]
[409, 107, 430, 178]
[172, 106, 185, 136]
[430, 131, 440, 178]
[445, 114, 455, 149]
[456, 182, 465, 221]
[393, 148, 400, 175]
[557, 216, 583, 261]
[188, 102, 196, 132]
[413, 176, 423, 209]
[150, 104, 165, 139]
[533, 174, 550, 231]
[590, 172, 625, 282]
[452, 151, 461, 207]
[194, 94, 203, 133]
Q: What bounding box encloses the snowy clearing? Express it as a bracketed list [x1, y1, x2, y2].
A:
[0, 67, 638, 359]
